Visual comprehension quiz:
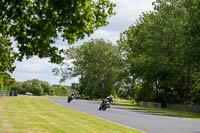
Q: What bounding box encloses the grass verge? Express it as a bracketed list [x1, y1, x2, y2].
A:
[0, 96, 143, 133]
[113, 99, 200, 122]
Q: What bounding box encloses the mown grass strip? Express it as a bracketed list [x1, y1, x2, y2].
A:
[113, 102, 200, 122]
[0, 96, 143, 133]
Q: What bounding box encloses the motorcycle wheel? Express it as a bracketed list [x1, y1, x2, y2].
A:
[68, 97, 71, 103]
[102, 105, 107, 111]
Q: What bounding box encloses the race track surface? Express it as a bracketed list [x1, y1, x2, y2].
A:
[49, 98, 200, 133]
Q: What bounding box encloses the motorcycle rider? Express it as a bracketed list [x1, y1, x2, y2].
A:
[99, 95, 114, 110]
[70, 91, 75, 97]
[68, 91, 75, 103]
[105, 95, 114, 105]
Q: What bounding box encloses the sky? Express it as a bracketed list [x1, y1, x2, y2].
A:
[12, 0, 155, 85]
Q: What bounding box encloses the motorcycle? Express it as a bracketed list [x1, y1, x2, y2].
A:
[67, 95, 74, 103]
[99, 101, 111, 111]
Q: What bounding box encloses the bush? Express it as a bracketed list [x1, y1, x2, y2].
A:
[131, 99, 137, 105]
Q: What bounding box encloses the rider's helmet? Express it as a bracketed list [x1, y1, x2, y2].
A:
[107, 95, 114, 104]
[71, 92, 75, 96]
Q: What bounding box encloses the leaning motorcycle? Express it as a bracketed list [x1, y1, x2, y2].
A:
[99, 101, 111, 111]
[67, 95, 74, 103]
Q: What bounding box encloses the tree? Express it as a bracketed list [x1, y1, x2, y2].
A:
[0, 36, 16, 73]
[40, 81, 52, 95]
[0, 0, 116, 63]
[71, 83, 80, 93]
[118, 0, 200, 105]
[0, 35, 16, 90]
[22, 79, 43, 95]
[54, 39, 125, 98]
[52, 85, 71, 96]
[0, 73, 15, 91]
[11, 81, 23, 94]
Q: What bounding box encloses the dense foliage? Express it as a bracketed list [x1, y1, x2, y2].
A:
[118, 0, 200, 105]
[54, 39, 125, 98]
[0, 35, 16, 90]
[0, 0, 116, 63]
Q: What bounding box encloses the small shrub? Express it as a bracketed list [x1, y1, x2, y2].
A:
[131, 99, 137, 105]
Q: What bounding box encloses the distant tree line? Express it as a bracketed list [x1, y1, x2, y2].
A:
[11, 79, 73, 96]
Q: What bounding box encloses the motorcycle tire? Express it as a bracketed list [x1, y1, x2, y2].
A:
[102, 105, 107, 111]
[68, 97, 71, 103]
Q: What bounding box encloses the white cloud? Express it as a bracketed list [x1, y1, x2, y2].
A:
[88, 29, 119, 44]
[12, 0, 155, 85]
[14, 57, 55, 73]
[12, 57, 78, 85]
[104, 0, 154, 32]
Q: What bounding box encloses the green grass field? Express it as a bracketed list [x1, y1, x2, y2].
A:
[0, 96, 143, 133]
[113, 100, 200, 122]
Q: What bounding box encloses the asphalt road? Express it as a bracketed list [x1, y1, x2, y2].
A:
[49, 98, 200, 133]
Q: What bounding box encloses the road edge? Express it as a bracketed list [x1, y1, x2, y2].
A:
[48, 98, 147, 133]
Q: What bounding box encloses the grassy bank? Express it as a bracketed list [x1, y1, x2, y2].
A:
[0, 96, 142, 133]
[113, 100, 200, 122]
